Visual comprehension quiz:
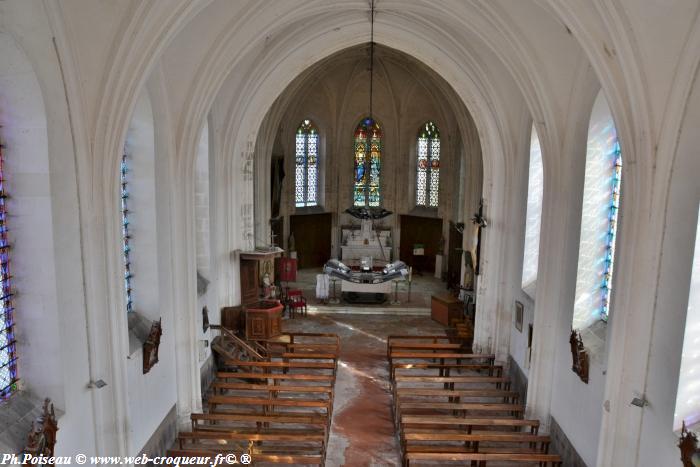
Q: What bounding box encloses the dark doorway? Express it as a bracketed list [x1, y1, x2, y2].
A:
[399, 215, 443, 274]
[290, 213, 332, 269]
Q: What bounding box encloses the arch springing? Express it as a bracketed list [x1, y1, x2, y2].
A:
[295, 119, 319, 207]
[416, 121, 440, 207]
[353, 118, 382, 207]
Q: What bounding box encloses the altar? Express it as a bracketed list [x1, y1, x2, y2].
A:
[340, 219, 392, 264]
[341, 279, 392, 294]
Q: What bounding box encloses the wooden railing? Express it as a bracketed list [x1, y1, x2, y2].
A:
[210, 324, 266, 361]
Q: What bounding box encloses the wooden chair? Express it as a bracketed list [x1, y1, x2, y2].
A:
[286, 289, 307, 318]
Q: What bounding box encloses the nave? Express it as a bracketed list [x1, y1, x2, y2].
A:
[1, 2, 700, 466]
[170, 312, 561, 466]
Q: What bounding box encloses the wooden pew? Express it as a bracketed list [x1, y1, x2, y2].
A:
[167, 447, 325, 465]
[402, 431, 553, 460]
[400, 415, 540, 434]
[190, 412, 328, 437]
[216, 371, 334, 385]
[210, 381, 333, 398]
[207, 395, 331, 419]
[176, 430, 327, 465]
[391, 362, 503, 380]
[395, 387, 518, 404]
[222, 359, 336, 376]
[396, 401, 525, 420]
[389, 351, 495, 365]
[261, 332, 340, 359]
[393, 375, 511, 391]
[404, 451, 562, 466]
[177, 429, 325, 450]
[389, 342, 466, 352]
[387, 335, 468, 357]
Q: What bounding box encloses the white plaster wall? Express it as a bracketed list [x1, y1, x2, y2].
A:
[634, 64, 700, 465]
[551, 344, 606, 466]
[542, 91, 611, 467]
[674, 205, 700, 430]
[0, 31, 63, 407]
[509, 294, 535, 377]
[124, 88, 178, 454]
[125, 90, 159, 320]
[195, 120, 216, 367]
[0, 4, 98, 455]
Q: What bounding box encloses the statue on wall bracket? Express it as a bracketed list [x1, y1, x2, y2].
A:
[679, 421, 700, 467]
[569, 329, 589, 384]
[22, 399, 58, 465]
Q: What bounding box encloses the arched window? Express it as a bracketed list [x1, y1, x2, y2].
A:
[573, 93, 622, 330]
[295, 119, 319, 207]
[353, 117, 382, 207]
[0, 143, 17, 400]
[120, 152, 133, 313]
[416, 121, 440, 207]
[674, 205, 700, 430]
[522, 125, 544, 298]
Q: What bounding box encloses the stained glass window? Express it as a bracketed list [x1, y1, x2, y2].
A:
[0, 141, 18, 400]
[573, 93, 622, 329]
[121, 152, 134, 313]
[601, 142, 622, 320]
[295, 120, 319, 208]
[416, 121, 440, 207]
[353, 117, 382, 207]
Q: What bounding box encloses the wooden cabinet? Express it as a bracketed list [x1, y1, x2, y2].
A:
[431, 293, 463, 326]
[245, 301, 283, 340]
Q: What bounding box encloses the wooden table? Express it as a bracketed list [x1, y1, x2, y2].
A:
[431, 293, 462, 326]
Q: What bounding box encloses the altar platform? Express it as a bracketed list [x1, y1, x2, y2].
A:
[286, 267, 447, 314]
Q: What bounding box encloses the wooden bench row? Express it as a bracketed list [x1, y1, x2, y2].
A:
[169, 333, 340, 465]
[389, 334, 562, 466]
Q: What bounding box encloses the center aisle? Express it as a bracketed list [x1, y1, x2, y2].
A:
[283, 313, 446, 466]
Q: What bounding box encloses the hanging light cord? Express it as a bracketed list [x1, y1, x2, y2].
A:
[369, 0, 375, 121]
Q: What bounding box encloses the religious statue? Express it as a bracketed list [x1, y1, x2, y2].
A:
[679, 421, 700, 467]
[22, 399, 58, 465]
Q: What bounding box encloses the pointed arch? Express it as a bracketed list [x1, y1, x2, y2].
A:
[573, 91, 622, 329]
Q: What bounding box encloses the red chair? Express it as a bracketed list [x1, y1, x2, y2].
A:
[286, 289, 307, 319]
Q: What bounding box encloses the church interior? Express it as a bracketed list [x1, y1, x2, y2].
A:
[0, 1, 699, 466]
